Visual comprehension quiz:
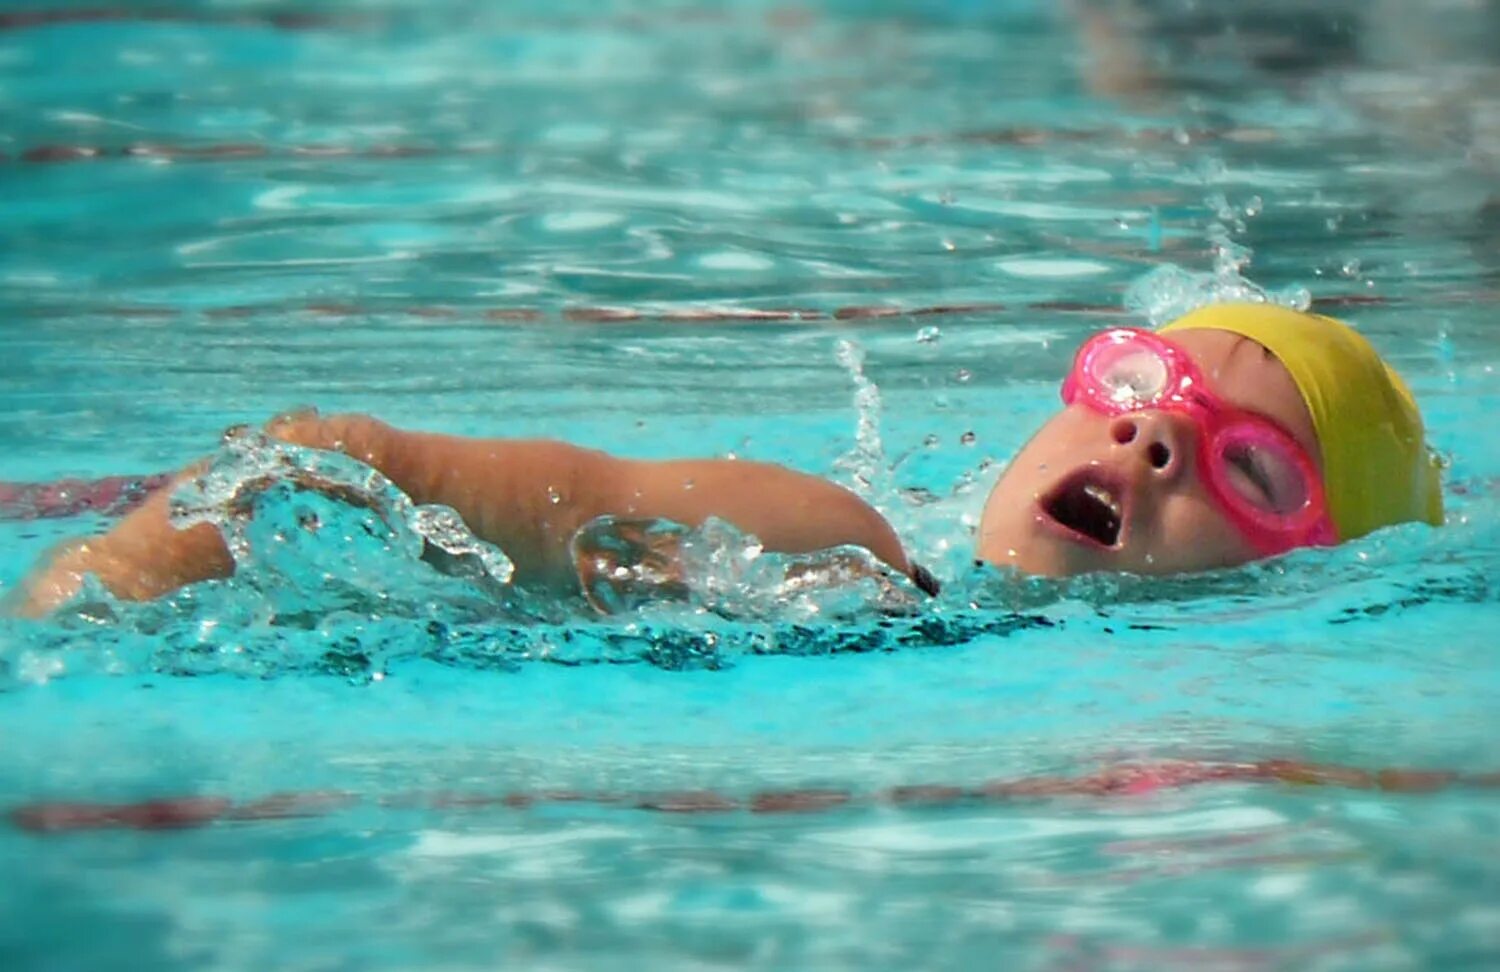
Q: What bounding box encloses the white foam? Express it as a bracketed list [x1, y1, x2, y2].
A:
[996, 257, 1113, 279]
[700, 250, 774, 271]
[542, 210, 624, 232]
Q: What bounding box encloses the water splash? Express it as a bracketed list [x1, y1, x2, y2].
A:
[832, 338, 894, 503]
[4, 492, 1491, 687]
[570, 514, 924, 620]
[1124, 263, 1313, 328]
[1126, 179, 1310, 326]
[169, 428, 514, 598]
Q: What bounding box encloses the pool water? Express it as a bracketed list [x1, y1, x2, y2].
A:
[3, 1, 1500, 968]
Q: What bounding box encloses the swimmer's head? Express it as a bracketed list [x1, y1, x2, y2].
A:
[976, 303, 1443, 577]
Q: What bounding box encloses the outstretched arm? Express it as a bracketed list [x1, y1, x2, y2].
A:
[10, 462, 233, 617]
[13, 412, 913, 615]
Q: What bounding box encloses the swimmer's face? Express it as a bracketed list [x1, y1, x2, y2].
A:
[977, 328, 1320, 576]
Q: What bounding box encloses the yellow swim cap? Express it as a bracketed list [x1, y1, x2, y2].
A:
[1160, 303, 1443, 541]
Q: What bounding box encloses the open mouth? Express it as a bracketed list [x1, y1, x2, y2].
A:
[1041, 470, 1124, 548]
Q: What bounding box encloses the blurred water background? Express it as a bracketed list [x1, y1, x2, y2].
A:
[2, 1, 1499, 969]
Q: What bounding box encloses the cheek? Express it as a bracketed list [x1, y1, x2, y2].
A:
[981, 429, 1082, 525]
[1152, 492, 1260, 569]
[995, 412, 1097, 481]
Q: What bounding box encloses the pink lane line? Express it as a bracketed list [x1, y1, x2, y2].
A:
[1310, 294, 1392, 308]
[833, 302, 1008, 320]
[839, 126, 1287, 151]
[0, 474, 169, 522]
[11, 142, 446, 164]
[0, 9, 349, 32]
[9, 760, 1494, 834]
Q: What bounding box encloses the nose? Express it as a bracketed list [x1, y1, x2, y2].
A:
[1109, 412, 1188, 479]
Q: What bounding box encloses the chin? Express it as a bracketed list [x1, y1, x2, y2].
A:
[978, 528, 1098, 578]
[1019, 550, 1108, 578]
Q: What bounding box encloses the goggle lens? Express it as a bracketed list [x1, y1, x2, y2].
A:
[1090, 342, 1171, 407]
[1215, 434, 1311, 516]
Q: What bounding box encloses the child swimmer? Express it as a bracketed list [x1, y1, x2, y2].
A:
[13, 303, 1444, 617]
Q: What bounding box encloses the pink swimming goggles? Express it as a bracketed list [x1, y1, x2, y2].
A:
[1061, 327, 1336, 556]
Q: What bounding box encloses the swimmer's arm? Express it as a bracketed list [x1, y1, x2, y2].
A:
[10, 462, 234, 617]
[12, 413, 914, 615]
[271, 413, 914, 587]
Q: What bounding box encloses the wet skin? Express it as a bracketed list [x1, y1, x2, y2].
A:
[976, 328, 1320, 577]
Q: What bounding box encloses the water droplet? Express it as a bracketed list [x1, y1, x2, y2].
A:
[1281, 285, 1312, 311]
[683, 479, 695, 491]
[916, 325, 941, 344]
[954, 368, 972, 383]
[221, 423, 252, 445]
[941, 238, 956, 252]
[1341, 258, 1362, 278]
[923, 434, 940, 448]
[1242, 195, 1262, 217]
[960, 431, 976, 446]
[547, 486, 561, 504]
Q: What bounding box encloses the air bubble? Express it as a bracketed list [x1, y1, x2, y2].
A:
[960, 431, 977, 446]
[955, 368, 972, 383]
[916, 325, 941, 344]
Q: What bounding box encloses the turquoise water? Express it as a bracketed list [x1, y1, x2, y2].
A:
[3, 1, 1500, 968]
